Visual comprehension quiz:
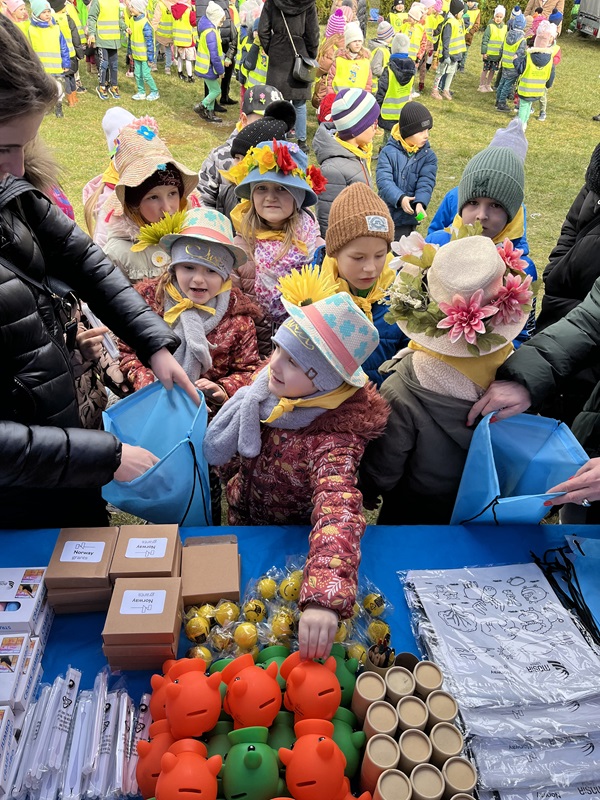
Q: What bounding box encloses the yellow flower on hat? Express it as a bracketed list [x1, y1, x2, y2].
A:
[277, 265, 339, 308]
[220, 159, 251, 186]
[253, 144, 277, 174]
[131, 210, 187, 252]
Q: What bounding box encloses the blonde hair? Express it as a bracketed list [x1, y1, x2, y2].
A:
[241, 201, 300, 263]
[84, 182, 104, 236]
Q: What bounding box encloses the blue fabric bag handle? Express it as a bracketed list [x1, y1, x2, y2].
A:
[102, 382, 212, 526]
[450, 413, 589, 526]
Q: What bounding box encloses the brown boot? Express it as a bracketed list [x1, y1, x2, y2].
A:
[66, 92, 77, 107]
[431, 87, 443, 100]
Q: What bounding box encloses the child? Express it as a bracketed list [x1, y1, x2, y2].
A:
[431, 0, 465, 101]
[460, 0, 480, 72]
[171, 0, 196, 82]
[152, 0, 174, 74]
[400, 2, 427, 69]
[530, 5, 544, 40]
[119, 207, 261, 415]
[203, 274, 390, 660]
[194, 1, 225, 123]
[479, 4, 506, 92]
[327, 20, 373, 94]
[376, 33, 416, 145]
[368, 20, 394, 95]
[496, 12, 526, 112]
[313, 88, 380, 235]
[389, 0, 408, 32]
[49, 0, 84, 107]
[321, 183, 409, 385]
[87, 0, 124, 100]
[377, 101, 437, 240]
[223, 139, 326, 354]
[312, 8, 345, 109]
[27, 0, 70, 117]
[5, 0, 29, 33]
[359, 234, 532, 525]
[101, 116, 200, 282]
[126, 0, 159, 100]
[513, 19, 556, 128]
[533, 20, 561, 122]
[240, 18, 269, 92]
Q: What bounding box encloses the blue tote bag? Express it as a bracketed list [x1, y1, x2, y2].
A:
[451, 413, 589, 525]
[102, 382, 212, 526]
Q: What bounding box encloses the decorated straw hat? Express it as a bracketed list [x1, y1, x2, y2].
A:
[386, 234, 534, 358]
[160, 207, 247, 271]
[104, 117, 198, 215]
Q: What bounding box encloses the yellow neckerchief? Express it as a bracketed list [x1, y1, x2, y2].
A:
[321, 253, 395, 322]
[449, 205, 525, 243]
[230, 200, 308, 256]
[262, 374, 359, 423]
[408, 340, 514, 389]
[391, 124, 421, 154]
[163, 279, 232, 325]
[334, 134, 373, 174]
[101, 158, 120, 187]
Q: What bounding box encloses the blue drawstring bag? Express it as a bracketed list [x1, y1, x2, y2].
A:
[102, 382, 212, 526]
[451, 413, 589, 525]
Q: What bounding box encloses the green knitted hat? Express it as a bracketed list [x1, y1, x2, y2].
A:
[458, 146, 524, 222]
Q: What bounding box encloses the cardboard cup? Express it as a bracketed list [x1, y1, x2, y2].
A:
[449, 794, 476, 800]
[426, 691, 458, 729]
[442, 757, 477, 800]
[399, 728, 432, 775]
[410, 763, 445, 800]
[394, 652, 421, 671]
[360, 734, 401, 794]
[414, 661, 444, 699]
[396, 695, 429, 732]
[429, 723, 464, 768]
[374, 770, 413, 800]
[352, 671, 387, 722]
[385, 666, 416, 705]
[364, 701, 399, 740]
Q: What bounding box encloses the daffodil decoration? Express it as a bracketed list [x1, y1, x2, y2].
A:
[131, 210, 187, 252]
[277, 265, 339, 307]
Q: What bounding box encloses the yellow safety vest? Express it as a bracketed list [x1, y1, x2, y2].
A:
[332, 55, 371, 91]
[28, 22, 63, 74]
[15, 18, 30, 35]
[229, 2, 239, 27]
[500, 35, 522, 70]
[401, 20, 425, 61]
[446, 16, 466, 56]
[370, 44, 390, 93]
[156, 0, 173, 41]
[66, 1, 85, 45]
[172, 6, 193, 47]
[517, 50, 552, 97]
[96, 0, 120, 40]
[131, 14, 149, 59]
[381, 65, 414, 120]
[465, 7, 480, 31]
[243, 48, 268, 88]
[195, 25, 223, 76]
[389, 10, 408, 31]
[54, 9, 75, 58]
[486, 22, 506, 58]
[425, 11, 443, 44]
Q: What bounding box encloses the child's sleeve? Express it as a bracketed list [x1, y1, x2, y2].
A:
[59, 30, 70, 70]
[481, 23, 490, 54]
[375, 64, 388, 106]
[217, 315, 261, 398]
[376, 147, 403, 210]
[414, 149, 438, 209]
[118, 281, 162, 390]
[208, 28, 225, 73]
[546, 62, 555, 88]
[371, 48, 384, 77]
[144, 20, 155, 61]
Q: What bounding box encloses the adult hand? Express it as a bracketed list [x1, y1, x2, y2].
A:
[76, 325, 109, 361]
[401, 195, 416, 215]
[298, 604, 339, 660]
[149, 347, 200, 406]
[544, 459, 600, 508]
[466, 380, 532, 427]
[114, 443, 159, 482]
[195, 378, 227, 405]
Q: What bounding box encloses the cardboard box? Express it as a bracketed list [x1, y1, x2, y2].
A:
[0, 569, 46, 634]
[102, 577, 182, 646]
[110, 525, 182, 582]
[102, 642, 177, 659]
[44, 527, 119, 589]
[102, 654, 175, 671]
[181, 535, 240, 606]
[0, 706, 17, 796]
[0, 634, 29, 708]
[13, 636, 43, 712]
[47, 586, 113, 614]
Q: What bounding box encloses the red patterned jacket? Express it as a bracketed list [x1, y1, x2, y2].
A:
[220, 382, 390, 619]
[118, 279, 263, 413]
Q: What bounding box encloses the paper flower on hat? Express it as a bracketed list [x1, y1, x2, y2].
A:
[496, 238, 528, 273]
[437, 290, 499, 345]
[131, 209, 186, 252]
[306, 166, 327, 196]
[492, 272, 533, 325]
[277, 265, 339, 307]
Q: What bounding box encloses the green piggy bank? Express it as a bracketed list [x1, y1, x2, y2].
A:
[221, 727, 285, 800]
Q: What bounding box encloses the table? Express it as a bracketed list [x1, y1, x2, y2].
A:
[2, 524, 596, 699]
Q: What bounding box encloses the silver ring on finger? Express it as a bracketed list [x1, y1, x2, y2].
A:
[581, 498, 592, 508]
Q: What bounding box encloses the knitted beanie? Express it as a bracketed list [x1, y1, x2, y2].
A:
[344, 20, 363, 46]
[318, 91, 336, 123]
[399, 101, 433, 138]
[30, 0, 50, 16]
[230, 101, 296, 158]
[331, 88, 380, 140]
[494, 3, 505, 14]
[6, 0, 25, 13]
[449, 0, 464, 15]
[458, 146, 524, 222]
[392, 32, 410, 53]
[326, 183, 393, 256]
[48, 0, 66, 11]
[509, 12, 526, 28]
[408, 2, 426, 20]
[206, 0, 225, 26]
[534, 19, 557, 45]
[325, 8, 346, 37]
[129, 0, 147, 13]
[585, 143, 600, 196]
[377, 20, 395, 41]
[488, 119, 528, 162]
[124, 166, 185, 209]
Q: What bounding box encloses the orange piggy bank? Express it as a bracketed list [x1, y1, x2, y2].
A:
[149, 658, 178, 722]
[136, 719, 177, 800]
[280, 652, 341, 723]
[155, 739, 222, 800]
[222, 654, 282, 729]
[165, 659, 222, 739]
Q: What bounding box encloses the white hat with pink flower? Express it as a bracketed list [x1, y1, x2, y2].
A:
[385, 233, 534, 358]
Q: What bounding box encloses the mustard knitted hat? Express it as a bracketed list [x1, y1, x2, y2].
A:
[325, 183, 393, 256]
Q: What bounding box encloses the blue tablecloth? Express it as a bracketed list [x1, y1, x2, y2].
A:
[2, 524, 597, 699]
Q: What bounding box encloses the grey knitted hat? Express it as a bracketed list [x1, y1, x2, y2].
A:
[458, 146, 524, 222]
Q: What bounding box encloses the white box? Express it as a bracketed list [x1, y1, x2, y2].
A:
[0, 569, 46, 634]
[13, 637, 43, 712]
[0, 706, 17, 796]
[33, 599, 54, 650]
[0, 635, 29, 708]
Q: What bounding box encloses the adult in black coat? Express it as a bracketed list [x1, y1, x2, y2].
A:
[258, 0, 319, 151]
[0, 16, 198, 529]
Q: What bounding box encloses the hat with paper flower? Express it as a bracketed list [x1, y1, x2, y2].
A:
[105, 118, 198, 216]
[386, 233, 533, 357]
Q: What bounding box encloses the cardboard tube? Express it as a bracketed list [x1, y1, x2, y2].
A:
[364, 701, 399, 740]
[374, 770, 413, 800]
[414, 662, 444, 699]
[385, 666, 416, 705]
[426, 691, 458, 729]
[394, 652, 420, 671]
[442, 757, 477, 800]
[360, 734, 400, 794]
[398, 728, 432, 775]
[351, 671, 387, 723]
[396, 695, 429, 732]
[429, 723, 464, 768]
[410, 763, 445, 800]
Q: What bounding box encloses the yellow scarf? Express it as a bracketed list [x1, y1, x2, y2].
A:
[334, 134, 374, 174]
[321, 253, 395, 322]
[230, 200, 308, 256]
[101, 158, 120, 187]
[391, 124, 421, 154]
[262, 376, 359, 423]
[408, 340, 514, 389]
[163, 279, 232, 325]
[449, 206, 525, 243]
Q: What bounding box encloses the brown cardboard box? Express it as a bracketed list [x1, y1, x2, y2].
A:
[103, 654, 174, 671]
[102, 577, 182, 646]
[109, 525, 182, 582]
[102, 643, 177, 660]
[45, 528, 119, 589]
[181, 535, 240, 606]
[47, 585, 113, 614]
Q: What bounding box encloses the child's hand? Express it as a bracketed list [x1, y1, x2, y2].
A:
[415, 203, 426, 218]
[298, 604, 339, 660]
[76, 325, 109, 361]
[195, 378, 227, 405]
[126, 26, 131, 34]
[224, 57, 231, 66]
[401, 195, 416, 214]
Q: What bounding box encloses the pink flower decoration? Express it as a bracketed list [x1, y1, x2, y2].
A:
[497, 238, 528, 272]
[437, 289, 499, 344]
[391, 230, 427, 257]
[492, 274, 533, 325]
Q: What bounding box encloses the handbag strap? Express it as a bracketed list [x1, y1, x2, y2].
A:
[279, 8, 300, 58]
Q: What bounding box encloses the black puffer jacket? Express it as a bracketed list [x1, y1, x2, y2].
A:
[0, 177, 179, 529]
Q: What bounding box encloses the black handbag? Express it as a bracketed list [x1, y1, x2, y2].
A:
[280, 9, 319, 84]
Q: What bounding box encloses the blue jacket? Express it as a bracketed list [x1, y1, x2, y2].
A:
[365, 299, 409, 387]
[198, 15, 225, 79]
[30, 16, 70, 70]
[376, 136, 438, 228]
[132, 13, 155, 62]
